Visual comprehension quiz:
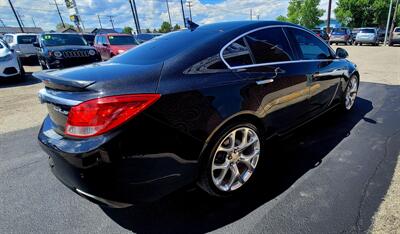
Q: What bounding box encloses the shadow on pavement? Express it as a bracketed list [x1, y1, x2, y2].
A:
[0, 73, 41, 88]
[101, 96, 374, 233]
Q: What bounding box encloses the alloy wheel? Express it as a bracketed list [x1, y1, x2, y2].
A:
[211, 127, 260, 192]
[345, 76, 358, 110]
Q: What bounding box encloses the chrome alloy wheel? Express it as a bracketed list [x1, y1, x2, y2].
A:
[345, 76, 359, 110]
[211, 127, 260, 192]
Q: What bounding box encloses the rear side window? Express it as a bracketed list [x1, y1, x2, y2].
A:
[245, 27, 292, 64]
[222, 38, 253, 67]
[287, 28, 332, 60]
[394, 28, 400, 32]
[17, 35, 37, 44]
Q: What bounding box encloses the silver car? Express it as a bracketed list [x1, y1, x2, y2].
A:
[3, 33, 38, 59]
[389, 27, 400, 46]
[355, 28, 379, 46]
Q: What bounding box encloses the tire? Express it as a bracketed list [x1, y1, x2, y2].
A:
[345, 42, 348, 46]
[336, 43, 338, 45]
[341, 75, 359, 111]
[19, 64, 25, 80]
[198, 122, 264, 197]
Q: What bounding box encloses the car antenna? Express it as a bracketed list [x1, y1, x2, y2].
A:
[185, 18, 199, 31]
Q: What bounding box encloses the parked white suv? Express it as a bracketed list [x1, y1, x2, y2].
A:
[0, 39, 24, 80]
[3, 33, 37, 59]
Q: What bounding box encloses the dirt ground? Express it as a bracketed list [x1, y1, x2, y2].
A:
[0, 45, 399, 232]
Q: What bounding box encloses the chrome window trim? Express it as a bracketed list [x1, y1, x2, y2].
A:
[220, 25, 337, 70]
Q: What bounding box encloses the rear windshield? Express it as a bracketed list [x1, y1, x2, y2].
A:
[41, 34, 87, 46]
[395, 28, 400, 32]
[360, 29, 375, 33]
[332, 28, 347, 34]
[17, 35, 37, 44]
[108, 35, 138, 45]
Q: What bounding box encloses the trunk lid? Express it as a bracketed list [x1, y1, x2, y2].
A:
[34, 61, 163, 135]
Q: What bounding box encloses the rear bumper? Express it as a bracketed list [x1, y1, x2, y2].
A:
[355, 38, 377, 43]
[390, 38, 400, 44]
[38, 115, 199, 206]
[0, 57, 20, 78]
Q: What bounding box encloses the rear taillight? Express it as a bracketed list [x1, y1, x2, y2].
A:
[65, 94, 160, 138]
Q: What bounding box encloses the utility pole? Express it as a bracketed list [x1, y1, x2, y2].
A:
[0, 18, 6, 27]
[97, 14, 103, 29]
[166, 0, 172, 28]
[51, 0, 66, 28]
[180, 0, 186, 27]
[8, 0, 24, 32]
[384, 0, 394, 45]
[129, 0, 139, 34]
[107, 15, 115, 30]
[326, 0, 332, 34]
[132, 0, 141, 34]
[389, 0, 399, 44]
[186, 0, 193, 21]
[31, 17, 37, 28]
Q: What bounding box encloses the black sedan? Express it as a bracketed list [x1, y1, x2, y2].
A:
[35, 21, 359, 208]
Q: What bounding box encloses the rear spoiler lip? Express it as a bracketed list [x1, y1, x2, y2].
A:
[33, 70, 96, 91]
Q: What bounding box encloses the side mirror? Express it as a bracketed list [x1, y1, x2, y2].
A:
[33, 42, 40, 48]
[336, 47, 348, 59]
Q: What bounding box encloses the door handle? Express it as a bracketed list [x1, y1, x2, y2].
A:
[256, 79, 274, 85]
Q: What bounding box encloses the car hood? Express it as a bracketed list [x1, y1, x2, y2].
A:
[45, 45, 95, 51]
[33, 61, 163, 94]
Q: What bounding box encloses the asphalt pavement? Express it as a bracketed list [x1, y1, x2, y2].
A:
[1, 81, 399, 233]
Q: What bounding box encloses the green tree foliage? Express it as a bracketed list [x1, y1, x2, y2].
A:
[122, 26, 133, 34]
[145, 28, 151, 33]
[276, 0, 324, 28]
[56, 23, 76, 31]
[173, 24, 181, 31]
[335, 0, 400, 28]
[159, 21, 172, 33]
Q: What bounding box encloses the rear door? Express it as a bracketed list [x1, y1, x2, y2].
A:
[223, 27, 312, 132]
[286, 27, 344, 114]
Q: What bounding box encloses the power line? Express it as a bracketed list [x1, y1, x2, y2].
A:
[186, 0, 193, 21]
[132, 0, 141, 33]
[0, 18, 6, 27]
[166, 0, 172, 27]
[180, 0, 186, 27]
[31, 17, 37, 28]
[97, 14, 103, 29]
[16, 10, 25, 28]
[129, 0, 139, 33]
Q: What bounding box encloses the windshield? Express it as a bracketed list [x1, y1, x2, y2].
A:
[360, 29, 375, 34]
[17, 35, 37, 44]
[41, 34, 87, 46]
[108, 35, 138, 45]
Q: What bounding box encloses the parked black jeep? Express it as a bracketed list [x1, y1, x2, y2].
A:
[34, 33, 101, 70]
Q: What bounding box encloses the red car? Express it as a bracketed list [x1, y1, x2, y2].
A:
[94, 33, 139, 60]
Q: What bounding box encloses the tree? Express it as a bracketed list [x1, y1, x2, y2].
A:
[159, 21, 172, 33]
[173, 24, 181, 31]
[56, 22, 76, 31]
[153, 28, 158, 33]
[276, 0, 324, 28]
[145, 28, 151, 33]
[335, 0, 400, 28]
[122, 26, 133, 34]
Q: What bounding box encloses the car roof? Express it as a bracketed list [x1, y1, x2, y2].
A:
[5, 33, 37, 36]
[97, 33, 133, 36]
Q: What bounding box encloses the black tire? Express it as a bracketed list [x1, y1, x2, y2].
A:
[340, 75, 359, 112]
[19, 65, 25, 80]
[198, 122, 264, 197]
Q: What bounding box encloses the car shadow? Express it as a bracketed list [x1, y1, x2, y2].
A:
[101, 97, 373, 234]
[0, 73, 41, 88]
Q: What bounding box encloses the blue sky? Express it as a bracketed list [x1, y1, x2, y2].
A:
[0, 0, 336, 31]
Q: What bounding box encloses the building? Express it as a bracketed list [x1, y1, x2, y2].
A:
[87, 28, 118, 34]
[0, 26, 43, 35]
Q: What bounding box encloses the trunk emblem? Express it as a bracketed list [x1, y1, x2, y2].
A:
[53, 106, 69, 115]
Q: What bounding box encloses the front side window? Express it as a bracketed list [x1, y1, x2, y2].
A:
[222, 38, 253, 67]
[245, 27, 292, 64]
[287, 28, 332, 60]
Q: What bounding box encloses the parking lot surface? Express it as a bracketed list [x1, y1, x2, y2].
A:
[0, 46, 399, 233]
